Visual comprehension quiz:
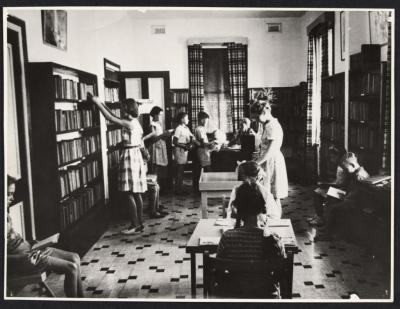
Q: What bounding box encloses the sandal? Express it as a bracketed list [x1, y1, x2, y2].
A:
[121, 225, 144, 235]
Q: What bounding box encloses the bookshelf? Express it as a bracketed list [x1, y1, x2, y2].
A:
[349, 50, 385, 175]
[319, 73, 345, 179]
[103, 59, 123, 217]
[169, 89, 189, 129]
[28, 62, 108, 256]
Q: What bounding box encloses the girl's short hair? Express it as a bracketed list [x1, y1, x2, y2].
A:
[198, 111, 209, 120]
[238, 161, 260, 180]
[233, 182, 266, 218]
[124, 98, 139, 118]
[7, 175, 17, 187]
[176, 112, 188, 123]
[150, 106, 163, 117]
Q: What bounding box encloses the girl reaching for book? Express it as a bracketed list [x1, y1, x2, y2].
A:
[89, 94, 147, 235]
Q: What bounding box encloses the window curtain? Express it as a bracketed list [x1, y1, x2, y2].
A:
[226, 43, 248, 132]
[188, 44, 204, 129]
[305, 26, 329, 177]
[203, 48, 232, 133]
[381, 14, 391, 171]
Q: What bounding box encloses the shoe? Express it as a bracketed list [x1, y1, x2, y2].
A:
[159, 210, 169, 216]
[121, 225, 144, 235]
[159, 204, 166, 210]
[149, 212, 165, 219]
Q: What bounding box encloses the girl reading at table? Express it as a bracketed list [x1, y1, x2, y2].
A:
[226, 161, 281, 228]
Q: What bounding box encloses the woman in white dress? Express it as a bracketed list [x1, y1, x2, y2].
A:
[254, 101, 288, 214]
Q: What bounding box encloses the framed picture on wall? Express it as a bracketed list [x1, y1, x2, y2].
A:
[369, 11, 389, 45]
[41, 10, 67, 50]
[340, 11, 345, 61]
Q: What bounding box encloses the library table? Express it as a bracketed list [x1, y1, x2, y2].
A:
[186, 218, 298, 298]
[198, 172, 241, 218]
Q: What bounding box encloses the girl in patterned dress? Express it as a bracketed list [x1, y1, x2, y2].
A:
[254, 101, 288, 215]
[91, 95, 147, 235]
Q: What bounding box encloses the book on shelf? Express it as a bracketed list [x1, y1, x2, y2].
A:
[106, 129, 122, 147]
[60, 183, 103, 230]
[321, 122, 344, 141]
[350, 72, 381, 97]
[170, 90, 189, 104]
[104, 87, 120, 103]
[321, 101, 343, 119]
[32, 233, 60, 250]
[349, 101, 370, 122]
[107, 150, 120, 170]
[105, 108, 121, 125]
[57, 134, 101, 165]
[54, 74, 96, 100]
[349, 127, 376, 149]
[55, 109, 99, 132]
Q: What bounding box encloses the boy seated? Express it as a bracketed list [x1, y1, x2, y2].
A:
[315, 152, 369, 240]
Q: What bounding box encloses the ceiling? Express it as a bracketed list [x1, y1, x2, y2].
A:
[125, 9, 306, 19]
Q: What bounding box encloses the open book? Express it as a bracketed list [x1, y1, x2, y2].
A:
[361, 175, 391, 185]
[199, 237, 221, 246]
[32, 233, 60, 251]
[326, 187, 346, 200]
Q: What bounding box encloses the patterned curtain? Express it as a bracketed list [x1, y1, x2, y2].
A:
[381, 14, 391, 171]
[188, 44, 204, 129]
[227, 43, 248, 132]
[321, 29, 329, 77]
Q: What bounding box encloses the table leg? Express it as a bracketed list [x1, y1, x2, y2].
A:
[190, 252, 197, 298]
[281, 251, 294, 299]
[201, 192, 208, 218]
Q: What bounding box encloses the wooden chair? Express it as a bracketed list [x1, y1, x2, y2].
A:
[7, 271, 56, 297]
[203, 252, 291, 299]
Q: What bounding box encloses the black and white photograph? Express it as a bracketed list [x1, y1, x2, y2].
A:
[3, 4, 396, 303]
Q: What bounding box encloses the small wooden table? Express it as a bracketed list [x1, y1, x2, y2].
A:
[199, 172, 241, 218]
[186, 218, 298, 298]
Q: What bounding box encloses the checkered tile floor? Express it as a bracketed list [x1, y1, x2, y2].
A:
[15, 182, 391, 299]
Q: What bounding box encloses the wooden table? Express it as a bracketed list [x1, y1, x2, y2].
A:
[199, 172, 241, 218]
[186, 218, 298, 298]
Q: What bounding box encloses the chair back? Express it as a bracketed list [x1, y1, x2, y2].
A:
[203, 252, 288, 299]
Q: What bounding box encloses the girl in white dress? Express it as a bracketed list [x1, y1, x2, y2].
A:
[91, 95, 147, 234]
[254, 101, 288, 214]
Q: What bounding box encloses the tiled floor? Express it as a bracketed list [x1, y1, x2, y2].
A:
[16, 182, 391, 299]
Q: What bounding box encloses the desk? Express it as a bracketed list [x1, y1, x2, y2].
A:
[186, 218, 298, 298]
[199, 172, 241, 218]
[211, 148, 252, 172]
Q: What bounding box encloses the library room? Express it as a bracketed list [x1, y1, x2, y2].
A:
[4, 6, 394, 302]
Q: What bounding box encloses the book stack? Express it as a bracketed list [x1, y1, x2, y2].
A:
[108, 150, 120, 170]
[57, 134, 100, 165]
[59, 159, 100, 198]
[60, 183, 103, 230]
[55, 109, 99, 132]
[106, 129, 122, 147]
[349, 127, 376, 149]
[105, 87, 119, 103]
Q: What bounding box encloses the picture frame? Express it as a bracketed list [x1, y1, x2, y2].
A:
[369, 11, 390, 45]
[41, 10, 67, 50]
[340, 11, 345, 61]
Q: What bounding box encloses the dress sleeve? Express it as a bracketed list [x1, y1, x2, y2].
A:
[173, 126, 182, 139]
[264, 120, 282, 140]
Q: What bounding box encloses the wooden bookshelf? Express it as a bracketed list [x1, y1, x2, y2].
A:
[103, 58, 123, 217]
[319, 73, 345, 179]
[169, 89, 190, 129]
[28, 62, 108, 256]
[349, 61, 386, 175]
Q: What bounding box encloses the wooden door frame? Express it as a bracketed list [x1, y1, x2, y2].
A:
[7, 15, 35, 239]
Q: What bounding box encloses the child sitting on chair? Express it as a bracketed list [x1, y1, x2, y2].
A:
[226, 161, 281, 228]
[315, 152, 369, 240]
[7, 175, 84, 298]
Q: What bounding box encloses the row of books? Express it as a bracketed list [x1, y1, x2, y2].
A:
[350, 73, 381, 97]
[60, 183, 103, 230]
[55, 109, 98, 132]
[106, 108, 121, 125]
[321, 122, 344, 141]
[171, 105, 189, 123]
[57, 134, 101, 165]
[54, 75, 95, 100]
[321, 101, 344, 120]
[171, 91, 189, 104]
[107, 129, 122, 147]
[108, 149, 120, 170]
[321, 79, 344, 100]
[105, 87, 120, 103]
[59, 159, 100, 198]
[349, 101, 373, 122]
[349, 127, 377, 149]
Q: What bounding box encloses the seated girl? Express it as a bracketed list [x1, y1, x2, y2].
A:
[216, 181, 286, 298]
[7, 175, 84, 298]
[226, 161, 281, 226]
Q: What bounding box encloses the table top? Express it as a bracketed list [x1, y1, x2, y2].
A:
[199, 172, 241, 191]
[186, 218, 298, 254]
